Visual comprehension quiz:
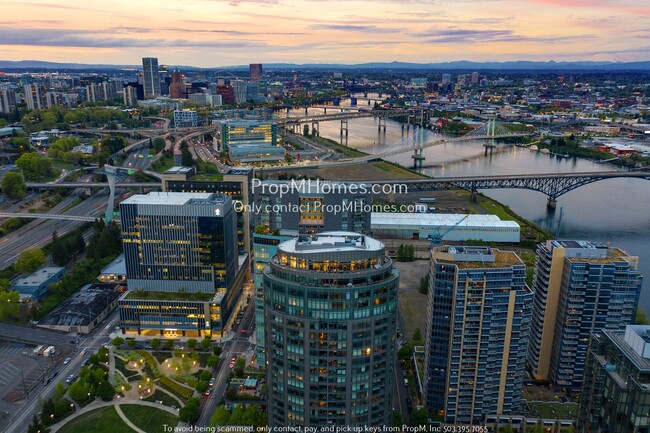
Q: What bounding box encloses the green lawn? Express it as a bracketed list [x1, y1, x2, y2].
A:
[58, 407, 134, 433]
[143, 388, 181, 407]
[527, 401, 578, 420]
[120, 404, 179, 433]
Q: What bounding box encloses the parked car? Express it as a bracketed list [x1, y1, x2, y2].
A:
[63, 357, 71, 365]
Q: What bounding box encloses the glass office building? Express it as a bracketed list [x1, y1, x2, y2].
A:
[263, 232, 398, 427]
[118, 192, 242, 337]
[578, 326, 650, 433]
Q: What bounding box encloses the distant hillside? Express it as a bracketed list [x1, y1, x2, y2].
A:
[1, 59, 649, 72]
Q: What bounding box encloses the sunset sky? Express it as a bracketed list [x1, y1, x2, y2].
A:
[2, 0, 649, 67]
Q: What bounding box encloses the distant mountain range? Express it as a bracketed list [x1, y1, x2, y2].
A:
[1, 59, 650, 71]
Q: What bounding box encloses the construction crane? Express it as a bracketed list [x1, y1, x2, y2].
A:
[427, 214, 470, 249]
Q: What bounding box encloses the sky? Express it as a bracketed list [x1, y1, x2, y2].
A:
[1, 0, 649, 67]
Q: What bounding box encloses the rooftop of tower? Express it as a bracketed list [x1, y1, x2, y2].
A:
[280, 232, 383, 254]
[432, 245, 524, 269]
[121, 192, 228, 206]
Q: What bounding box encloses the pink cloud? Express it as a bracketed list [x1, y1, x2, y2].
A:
[529, 0, 650, 16]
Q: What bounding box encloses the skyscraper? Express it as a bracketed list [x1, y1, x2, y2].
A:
[527, 240, 642, 390]
[264, 232, 398, 427]
[117, 192, 247, 337]
[250, 63, 263, 82]
[423, 246, 533, 424]
[578, 326, 650, 433]
[142, 57, 161, 98]
[169, 70, 184, 99]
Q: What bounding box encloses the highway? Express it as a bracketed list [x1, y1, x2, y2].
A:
[0, 192, 107, 269]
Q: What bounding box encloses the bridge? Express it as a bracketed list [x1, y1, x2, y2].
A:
[11, 172, 650, 224]
[26, 181, 159, 189]
[371, 171, 650, 208]
[0, 212, 98, 222]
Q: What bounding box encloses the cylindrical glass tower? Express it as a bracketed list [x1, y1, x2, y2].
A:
[264, 232, 399, 427]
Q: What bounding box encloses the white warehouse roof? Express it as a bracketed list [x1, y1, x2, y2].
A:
[371, 213, 520, 229]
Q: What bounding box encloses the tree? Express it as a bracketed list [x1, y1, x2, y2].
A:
[181, 146, 194, 166]
[68, 379, 93, 403]
[234, 358, 245, 377]
[0, 290, 20, 321]
[127, 339, 136, 348]
[15, 248, 46, 274]
[207, 355, 220, 368]
[229, 405, 245, 425]
[111, 337, 124, 347]
[419, 273, 429, 295]
[303, 124, 310, 136]
[200, 370, 212, 382]
[96, 379, 115, 401]
[242, 405, 265, 429]
[195, 381, 209, 393]
[412, 328, 422, 344]
[165, 339, 174, 349]
[179, 397, 201, 423]
[200, 337, 211, 350]
[213, 346, 222, 356]
[397, 344, 412, 363]
[1, 171, 26, 199]
[211, 405, 230, 426]
[16, 152, 54, 180]
[409, 408, 429, 426]
[186, 338, 198, 350]
[150, 338, 161, 349]
[50, 232, 70, 266]
[392, 411, 403, 427]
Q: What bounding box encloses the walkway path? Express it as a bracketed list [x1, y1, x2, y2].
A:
[48, 398, 180, 433]
[114, 405, 146, 433]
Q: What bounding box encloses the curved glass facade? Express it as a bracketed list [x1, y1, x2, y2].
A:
[263, 232, 398, 427]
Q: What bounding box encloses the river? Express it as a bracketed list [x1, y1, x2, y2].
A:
[276, 95, 650, 315]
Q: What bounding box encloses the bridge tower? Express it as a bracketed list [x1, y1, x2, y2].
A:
[484, 119, 497, 156]
[311, 121, 320, 137]
[378, 117, 386, 132]
[340, 119, 349, 137]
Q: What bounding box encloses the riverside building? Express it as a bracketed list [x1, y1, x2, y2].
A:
[527, 240, 642, 391]
[423, 246, 533, 424]
[263, 232, 398, 427]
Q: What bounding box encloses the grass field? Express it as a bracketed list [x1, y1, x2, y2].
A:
[120, 404, 179, 433]
[58, 407, 134, 433]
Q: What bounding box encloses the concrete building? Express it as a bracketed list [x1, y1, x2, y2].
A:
[23, 84, 44, 110]
[423, 246, 533, 424]
[249, 64, 262, 82]
[264, 232, 398, 427]
[173, 109, 198, 127]
[37, 283, 121, 334]
[230, 79, 247, 105]
[527, 240, 642, 391]
[13, 267, 66, 301]
[162, 166, 254, 254]
[255, 180, 371, 235]
[117, 192, 247, 338]
[578, 326, 650, 433]
[142, 57, 161, 98]
[220, 120, 277, 150]
[169, 70, 184, 99]
[371, 213, 520, 243]
[0, 86, 17, 114]
[98, 254, 127, 283]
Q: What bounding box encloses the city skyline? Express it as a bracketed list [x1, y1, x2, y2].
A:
[1, 0, 649, 67]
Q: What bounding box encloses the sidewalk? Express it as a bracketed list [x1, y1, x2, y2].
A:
[48, 398, 183, 432]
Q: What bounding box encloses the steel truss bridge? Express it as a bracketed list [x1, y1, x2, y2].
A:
[17, 171, 650, 224]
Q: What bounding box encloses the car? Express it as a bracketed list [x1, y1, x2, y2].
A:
[229, 361, 235, 369]
[231, 356, 237, 362]
[63, 357, 71, 365]
[66, 374, 75, 384]
[209, 378, 216, 386]
[203, 389, 212, 396]
[43, 378, 51, 386]
[404, 379, 408, 386]
[70, 339, 79, 344]
[49, 372, 58, 380]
